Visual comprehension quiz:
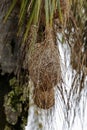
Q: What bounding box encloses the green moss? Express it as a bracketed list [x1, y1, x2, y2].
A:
[4, 73, 29, 129]
[38, 123, 43, 128]
[4, 125, 11, 130]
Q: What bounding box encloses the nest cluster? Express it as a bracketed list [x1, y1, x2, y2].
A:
[29, 29, 61, 109]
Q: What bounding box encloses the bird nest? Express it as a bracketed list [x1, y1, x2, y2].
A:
[29, 32, 61, 91]
[34, 87, 55, 109]
[29, 28, 61, 108]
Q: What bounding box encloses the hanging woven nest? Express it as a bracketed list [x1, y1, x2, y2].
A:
[29, 28, 61, 91]
[34, 87, 55, 109]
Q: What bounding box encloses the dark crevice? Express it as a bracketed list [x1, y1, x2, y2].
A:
[0, 73, 12, 130]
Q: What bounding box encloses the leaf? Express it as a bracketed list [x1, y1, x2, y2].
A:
[49, 0, 56, 26]
[4, 0, 17, 23]
[18, 0, 29, 35]
[45, 0, 50, 26]
[23, 0, 42, 42]
[23, 0, 37, 42]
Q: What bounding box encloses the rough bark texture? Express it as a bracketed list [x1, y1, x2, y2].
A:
[0, 0, 20, 74]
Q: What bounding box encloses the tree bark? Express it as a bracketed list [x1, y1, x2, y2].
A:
[0, 0, 20, 74]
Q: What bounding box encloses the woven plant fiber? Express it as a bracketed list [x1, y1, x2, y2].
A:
[29, 29, 61, 91]
[34, 87, 55, 109]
